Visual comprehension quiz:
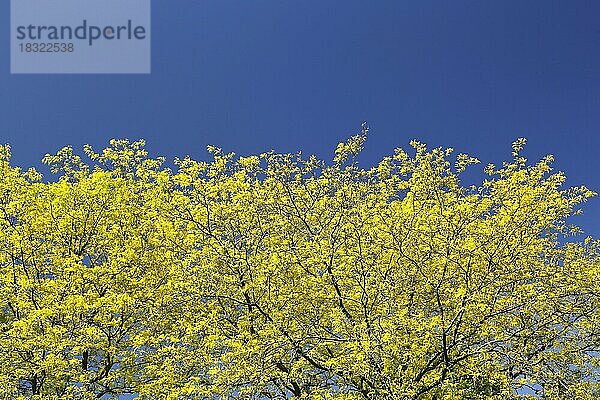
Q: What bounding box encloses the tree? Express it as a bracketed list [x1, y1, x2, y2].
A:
[0, 128, 598, 399]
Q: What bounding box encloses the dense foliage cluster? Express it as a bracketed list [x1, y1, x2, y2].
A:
[1, 128, 599, 399]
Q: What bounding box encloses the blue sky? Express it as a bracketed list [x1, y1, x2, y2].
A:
[1, 0, 599, 236]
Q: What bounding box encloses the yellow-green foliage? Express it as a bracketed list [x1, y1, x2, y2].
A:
[0, 129, 599, 399]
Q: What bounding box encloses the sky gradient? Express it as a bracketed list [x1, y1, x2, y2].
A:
[1, 0, 599, 236]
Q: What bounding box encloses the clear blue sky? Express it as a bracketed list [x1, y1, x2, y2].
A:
[1, 0, 599, 236]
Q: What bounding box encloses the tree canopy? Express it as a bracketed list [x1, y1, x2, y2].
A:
[1, 127, 599, 399]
